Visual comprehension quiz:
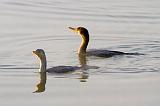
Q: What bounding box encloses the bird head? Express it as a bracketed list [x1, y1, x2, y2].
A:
[68, 27, 89, 39]
[32, 49, 46, 60]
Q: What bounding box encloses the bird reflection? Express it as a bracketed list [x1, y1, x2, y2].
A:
[77, 53, 99, 82]
[78, 53, 87, 69]
[33, 72, 47, 93]
[78, 71, 89, 82]
[77, 53, 88, 82]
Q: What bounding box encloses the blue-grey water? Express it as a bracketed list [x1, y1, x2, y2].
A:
[0, 0, 160, 106]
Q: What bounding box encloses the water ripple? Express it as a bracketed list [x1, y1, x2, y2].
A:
[1, 0, 160, 24]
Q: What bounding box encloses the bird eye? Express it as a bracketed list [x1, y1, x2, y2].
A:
[79, 30, 84, 35]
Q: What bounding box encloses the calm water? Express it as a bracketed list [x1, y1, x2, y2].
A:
[0, 0, 160, 106]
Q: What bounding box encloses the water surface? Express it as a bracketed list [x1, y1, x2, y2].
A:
[0, 0, 160, 106]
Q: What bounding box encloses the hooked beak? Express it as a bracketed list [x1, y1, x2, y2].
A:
[68, 27, 78, 33]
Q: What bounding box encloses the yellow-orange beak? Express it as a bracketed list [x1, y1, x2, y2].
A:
[32, 51, 36, 55]
[68, 27, 78, 33]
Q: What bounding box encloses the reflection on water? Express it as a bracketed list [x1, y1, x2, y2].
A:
[33, 72, 46, 93]
[78, 71, 89, 82]
[78, 54, 87, 68]
[33, 71, 89, 93]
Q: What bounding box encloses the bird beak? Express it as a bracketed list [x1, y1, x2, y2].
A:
[68, 27, 78, 33]
[32, 51, 36, 55]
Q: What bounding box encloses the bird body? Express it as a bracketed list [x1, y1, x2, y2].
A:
[47, 66, 80, 73]
[86, 49, 125, 57]
[86, 49, 141, 57]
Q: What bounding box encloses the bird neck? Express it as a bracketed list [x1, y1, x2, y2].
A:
[39, 56, 47, 72]
[78, 35, 89, 54]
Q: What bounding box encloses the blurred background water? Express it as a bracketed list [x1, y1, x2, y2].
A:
[0, 0, 160, 106]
